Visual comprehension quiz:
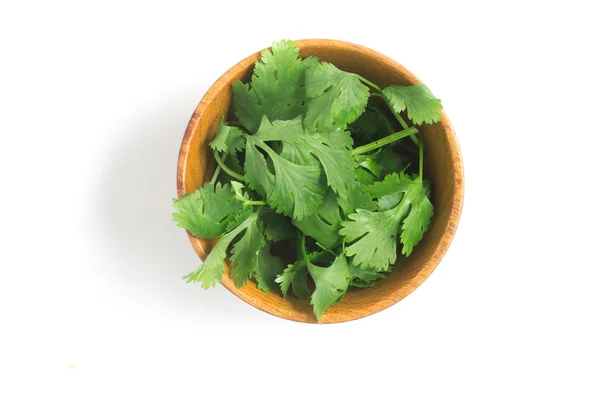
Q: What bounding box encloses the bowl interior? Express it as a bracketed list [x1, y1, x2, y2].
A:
[177, 39, 463, 323]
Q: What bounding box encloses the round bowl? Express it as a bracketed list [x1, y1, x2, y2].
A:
[177, 39, 464, 324]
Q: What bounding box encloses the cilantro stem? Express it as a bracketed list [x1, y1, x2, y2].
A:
[209, 153, 227, 185]
[316, 242, 337, 257]
[210, 165, 221, 185]
[213, 150, 244, 182]
[358, 76, 382, 92]
[351, 127, 418, 156]
[245, 200, 267, 207]
[419, 139, 424, 179]
[359, 77, 419, 145]
[226, 121, 251, 134]
[298, 233, 309, 264]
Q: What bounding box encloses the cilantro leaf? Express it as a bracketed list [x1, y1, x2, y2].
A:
[338, 182, 377, 215]
[252, 40, 307, 119]
[245, 116, 361, 218]
[364, 172, 433, 255]
[183, 213, 258, 289]
[294, 182, 375, 250]
[308, 254, 352, 322]
[261, 210, 295, 242]
[248, 116, 356, 198]
[276, 261, 310, 300]
[339, 207, 402, 271]
[293, 191, 343, 249]
[357, 156, 381, 178]
[348, 260, 385, 288]
[230, 216, 265, 287]
[172, 182, 242, 239]
[349, 104, 395, 144]
[302, 55, 320, 70]
[377, 193, 404, 211]
[373, 148, 409, 176]
[209, 117, 246, 155]
[246, 138, 325, 220]
[255, 243, 285, 292]
[381, 84, 443, 125]
[355, 166, 378, 186]
[354, 149, 409, 188]
[231, 81, 262, 133]
[231, 40, 310, 133]
[341, 173, 433, 270]
[305, 62, 370, 132]
[299, 129, 356, 197]
[399, 187, 434, 256]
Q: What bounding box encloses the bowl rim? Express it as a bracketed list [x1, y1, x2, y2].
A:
[177, 38, 464, 323]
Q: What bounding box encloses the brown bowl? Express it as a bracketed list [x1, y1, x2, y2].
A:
[177, 39, 464, 324]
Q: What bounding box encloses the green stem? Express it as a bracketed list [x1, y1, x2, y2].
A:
[359, 77, 419, 145]
[351, 127, 418, 156]
[227, 121, 252, 135]
[210, 153, 228, 185]
[213, 150, 244, 182]
[316, 242, 337, 256]
[358, 76, 382, 92]
[419, 140, 424, 178]
[245, 200, 267, 207]
[298, 233, 309, 264]
[209, 165, 221, 185]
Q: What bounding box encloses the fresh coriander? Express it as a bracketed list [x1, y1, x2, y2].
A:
[173, 40, 443, 321]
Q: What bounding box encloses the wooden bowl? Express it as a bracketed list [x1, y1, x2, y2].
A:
[177, 39, 464, 323]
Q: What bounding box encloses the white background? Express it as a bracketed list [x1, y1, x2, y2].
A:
[1, 1, 599, 398]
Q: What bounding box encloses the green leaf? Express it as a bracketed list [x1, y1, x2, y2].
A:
[302, 55, 320, 70]
[231, 40, 310, 133]
[293, 191, 343, 250]
[182, 213, 258, 289]
[251, 40, 308, 122]
[365, 173, 433, 256]
[377, 193, 404, 211]
[349, 104, 395, 143]
[243, 118, 325, 219]
[255, 243, 285, 292]
[373, 148, 409, 176]
[308, 254, 352, 322]
[339, 207, 402, 271]
[365, 172, 415, 198]
[358, 157, 381, 178]
[209, 117, 246, 155]
[216, 153, 245, 186]
[261, 210, 295, 242]
[250, 116, 356, 198]
[355, 166, 377, 186]
[368, 169, 411, 211]
[229, 216, 265, 287]
[338, 182, 377, 215]
[348, 260, 385, 288]
[341, 173, 433, 270]
[246, 139, 325, 220]
[400, 189, 434, 256]
[172, 182, 242, 239]
[294, 182, 375, 250]
[354, 149, 408, 190]
[382, 84, 443, 125]
[229, 181, 250, 203]
[231, 81, 261, 133]
[299, 129, 356, 197]
[276, 261, 310, 300]
[305, 62, 370, 133]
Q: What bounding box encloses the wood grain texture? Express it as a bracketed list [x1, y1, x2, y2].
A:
[177, 39, 464, 324]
